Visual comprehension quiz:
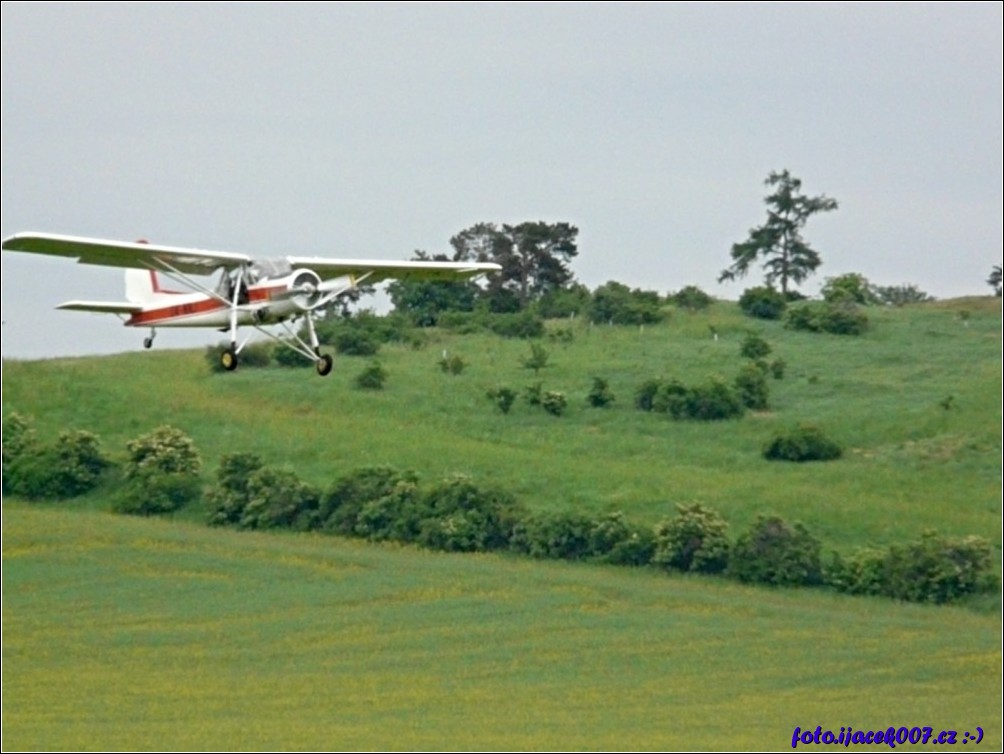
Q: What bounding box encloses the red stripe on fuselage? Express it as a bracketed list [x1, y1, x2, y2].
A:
[126, 284, 286, 326]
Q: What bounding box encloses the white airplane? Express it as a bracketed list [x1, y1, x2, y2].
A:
[1, 232, 500, 376]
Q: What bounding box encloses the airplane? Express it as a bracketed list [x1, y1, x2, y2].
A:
[1, 232, 501, 376]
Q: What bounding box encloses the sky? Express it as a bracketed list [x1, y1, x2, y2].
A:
[2, 1, 1001, 359]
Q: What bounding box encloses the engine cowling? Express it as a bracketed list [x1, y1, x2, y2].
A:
[287, 269, 322, 311]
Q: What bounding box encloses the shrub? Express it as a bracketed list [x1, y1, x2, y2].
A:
[113, 473, 202, 516]
[590, 281, 665, 325]
[734, 363, 770, 411]
[672, 285, 713, 312]
[653, 503, 731, 574]
[415, 475, 525, 553]
[538, 284, 592, 319]
[485, 311, 545, 339]
[521, 342, 550, 374]
[513, 512, 597, 560]
[2, 412, 39, 494]
[635, 378, 663, 411]
[238, 467, 321, 531]
[486, 386, 517, 415]
[438, 354, 467, 375]
[587, 512, 656, 566]
[587, 377, 615, 408]
[355, 361, 388, 389]
[124, 426, 201, 479]
[354, 482, 424, 542]
[206, 452, 267, 526]
[6, 429, 110, 500]
[541, 391, 567, 417]
[785, 301, 868, 335]
[523, 383, 543, 407]
[763, 425, 842, 462]
[659, 378, 745, 421]
[272, 342, 314, 367]
[828, 532, 997, 604]
[321, 466, 418, 536]
[872, 284, 934, 306]
[116, 426, 202, 515]
[333, 330, 380, 357]
[739, 333, 771, 360]
[729, 515, 823, 587]
[821, 273, 878, 305]
[738, 286, 787, 320]
[769, 358, 786, 380]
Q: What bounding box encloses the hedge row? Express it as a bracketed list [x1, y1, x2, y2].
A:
[2, 415, 996, 605]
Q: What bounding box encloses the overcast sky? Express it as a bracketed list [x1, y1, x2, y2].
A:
[2, 2, 1001, 359]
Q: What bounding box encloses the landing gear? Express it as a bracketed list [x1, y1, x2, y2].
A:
[315, 353, 333, 377]
[143, 328, 157, 349]
[220, 347, 238, 371]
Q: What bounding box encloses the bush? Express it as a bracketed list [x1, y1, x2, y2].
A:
[115, 426, 202, 515]
[785, 301, 869, 335]
[590, 281, 665, 325]
[658, 377, 745, 421]
[739, 333, 771, 360]
[821, 273, 878, 305]
[486, 386, 517, 415]
[538, 284, 592, 319]
[333, 330, 380, 357]
[237, 467, 321, 531]
[321, 466, 418, 536]
[485, 311, 545, 339]
[353, 482, 424, 542]
[5, 429, 109, 500]
[763, 425, 842, 462]
[124, 426, 201, 479]
[415, 475, 525, 553]
[872, 284, 934, 306]
[653, 503, 730, 573]
[587, 377, 615, 408]
[521, 342, 550, 374]
[672, 285, 713, 312]
[206, 452, 267, 526]
[828, 532, 998, 604]
[587, 512, 656, 566]
[541, 391, 567, 417]
[512, 512, 597, 560]
[635, 378, 663, 412]
[438, 354, 467, 375]
[272, 342, 314, 367]
[734, 363, 770, 410]
[355, 361, 388, 389]
[769, 358, 786, 380]
[738, 286, 787, 320]
[2, 412, 39, 494]
[729, 515, 823, 587]
[113, 473, 202, 516]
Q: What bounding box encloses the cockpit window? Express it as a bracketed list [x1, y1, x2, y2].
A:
[252, 259, 293, 280]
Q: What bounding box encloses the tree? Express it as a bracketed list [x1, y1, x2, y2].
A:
[451, 221, 579, 309]
[387, 250, 481, 326]
[989, 265, 1002, 297]
[719, 170, 838, 295]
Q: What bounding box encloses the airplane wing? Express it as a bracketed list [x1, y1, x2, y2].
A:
[2, 232, 502, 283]
[1, 232, 251, 276]
[56, 301, 144, 314]
[287, 256, 502, 284]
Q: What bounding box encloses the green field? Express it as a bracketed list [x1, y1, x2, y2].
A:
[3, 504, 1000, 751]
[2, 297, 1001, 749]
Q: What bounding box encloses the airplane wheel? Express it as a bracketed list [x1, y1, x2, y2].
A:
[143, 337, 153, 349]
[220, 347, 238, 371]
[315, 354, 333, 377]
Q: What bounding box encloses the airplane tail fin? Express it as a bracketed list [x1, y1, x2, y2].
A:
[125, 269, 166, 304]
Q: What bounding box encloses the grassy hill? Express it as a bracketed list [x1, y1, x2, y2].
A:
[2, 296, 1001, 749]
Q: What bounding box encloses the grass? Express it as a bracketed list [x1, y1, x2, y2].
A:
[2, 503, 1000, 751]
[3, 298, 999, 550]
[2, 297, 1000, 748]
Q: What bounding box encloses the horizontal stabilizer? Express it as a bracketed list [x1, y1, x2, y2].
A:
[57, 300, 144, 314]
